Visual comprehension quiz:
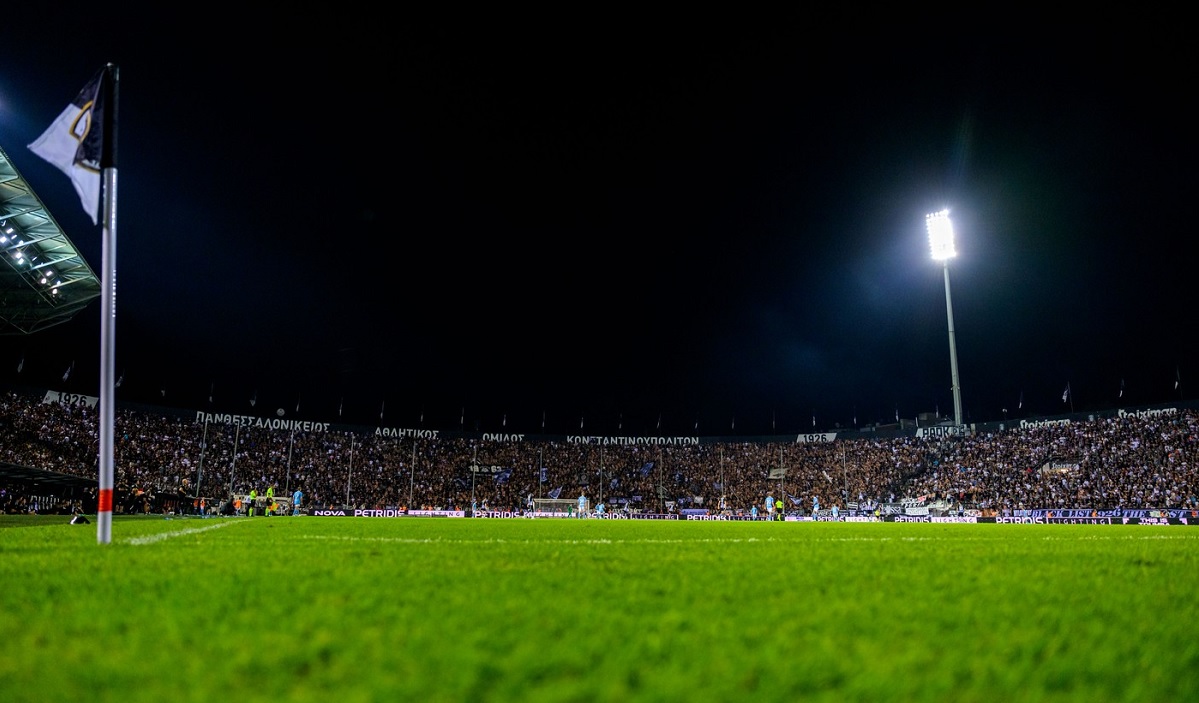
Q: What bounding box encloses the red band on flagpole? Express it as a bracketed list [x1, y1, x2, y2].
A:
[98, 488, 113, 512]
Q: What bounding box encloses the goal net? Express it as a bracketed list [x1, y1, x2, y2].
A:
[531, 498, 580, 516]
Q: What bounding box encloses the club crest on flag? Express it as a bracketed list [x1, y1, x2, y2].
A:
[28, 67, 114, 225]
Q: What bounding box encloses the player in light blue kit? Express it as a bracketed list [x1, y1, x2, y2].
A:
[577, 492, 587, 518]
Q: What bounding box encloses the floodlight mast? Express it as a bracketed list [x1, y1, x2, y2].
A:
[926, 209, 963, 427]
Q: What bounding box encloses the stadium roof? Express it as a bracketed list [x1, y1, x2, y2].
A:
[0, 143, 100, 335]
[0, 461, 96, 492]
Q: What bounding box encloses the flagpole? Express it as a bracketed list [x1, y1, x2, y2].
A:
[778, 445, 785, 515]
[345, 434, 355, 507]
[96, 64, 119, 544]
[284, 429, 295, 494]
[598, 447, 604, 507]
[196, 415, 209, 499]
[409, 439, 417, 509]
[229, 424, 241, 494]
[719, 446, 725, 511]
[657, 447, 664, 514]
[842, 444, 848, 506]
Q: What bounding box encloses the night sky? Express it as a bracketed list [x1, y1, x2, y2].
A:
[0, 13, 1193, 435]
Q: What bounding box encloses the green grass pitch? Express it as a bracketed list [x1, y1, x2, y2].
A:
[2, 516, 1197, 702]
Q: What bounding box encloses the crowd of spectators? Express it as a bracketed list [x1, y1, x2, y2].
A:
[1, 390, 1196, 516]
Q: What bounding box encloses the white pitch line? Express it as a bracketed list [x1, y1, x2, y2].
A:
[300, 535, 773, 545]
[299, 531, 1199, 546]
[124, 519, 241, 545]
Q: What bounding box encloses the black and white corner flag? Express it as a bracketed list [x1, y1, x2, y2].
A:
[28, 67, 113, 225]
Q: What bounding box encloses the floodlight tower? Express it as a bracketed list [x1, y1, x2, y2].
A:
[926, 209, 963, 427]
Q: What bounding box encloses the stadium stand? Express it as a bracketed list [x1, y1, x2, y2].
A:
[1, 387, 1196, 518]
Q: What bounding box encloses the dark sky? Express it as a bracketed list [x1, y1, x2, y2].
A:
[0, 14, 1194, 435]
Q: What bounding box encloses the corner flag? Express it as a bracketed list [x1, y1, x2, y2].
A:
[28, 65, 120, 546]
[27, 67, 115, 225]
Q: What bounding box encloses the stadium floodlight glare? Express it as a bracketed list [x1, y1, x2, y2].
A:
[926, 209, 963, 427]
[927, 208, 956, 261]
